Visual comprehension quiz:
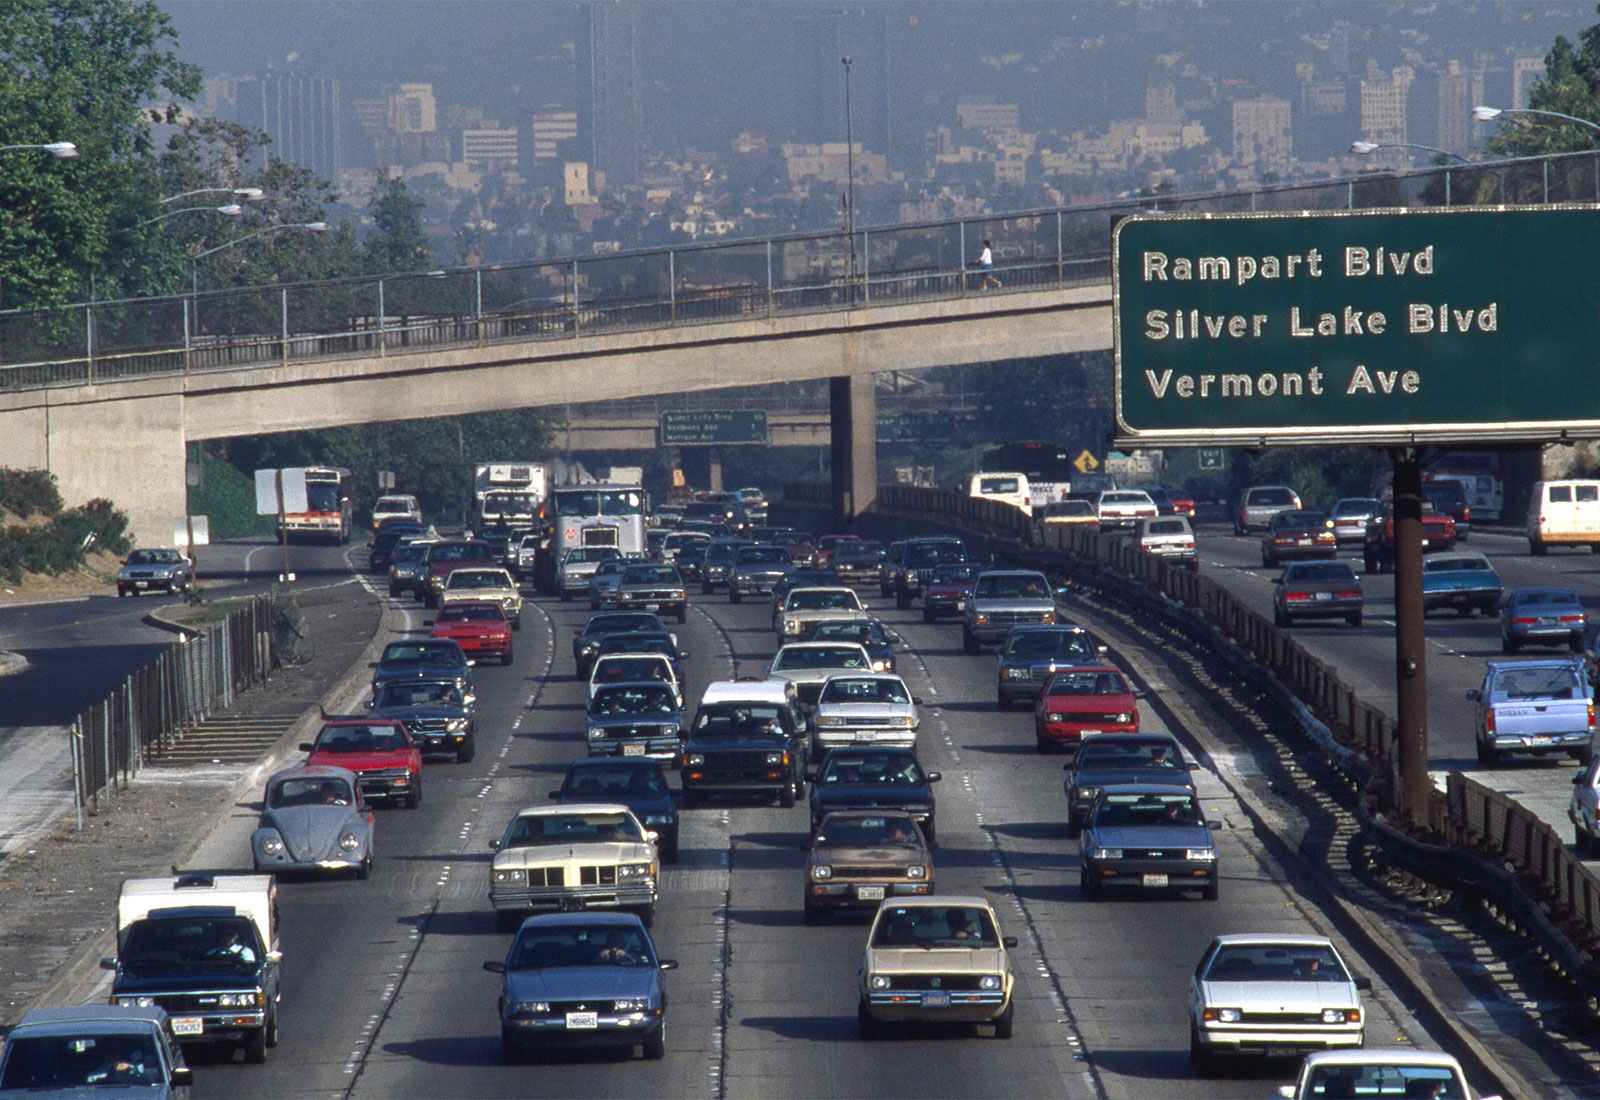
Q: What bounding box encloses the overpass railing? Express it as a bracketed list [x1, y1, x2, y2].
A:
[4, 149, 1599, 393]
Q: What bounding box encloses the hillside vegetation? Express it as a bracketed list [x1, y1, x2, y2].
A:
[0, 470, 132, 584]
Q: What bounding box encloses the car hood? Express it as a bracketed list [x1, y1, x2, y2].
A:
[372, 703, 469, 722]
[685, 733, 788, 751]
[772, 668, 864, 686]
[308, 749, 416, 772]
[866, 947, 1008, 973]
[1421, 570, 1501, 591]
[1040, 695, 1136, 713]
[493, 841, 654, 870]
[504, 965, 659, 1000]
[589, 712, 681, 728]
[1089, 824, 1213, 848]
[559, 792, 675, 820]
[259, 806, 360, 854]
[1071, 766, 1192, 789]
[969, 597, 1055, 612]
[815, 702, 915, 718]
[814, 783, 931, 806]
[1199, 979, 1358, 1010]
[813, 843, 925, 863]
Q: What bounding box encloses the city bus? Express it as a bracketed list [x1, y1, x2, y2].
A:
[981, 441, 1078, 505]
[279, 466, 353, 544]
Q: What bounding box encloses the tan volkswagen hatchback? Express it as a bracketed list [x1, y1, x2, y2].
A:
[857, 895, 1016, 1039]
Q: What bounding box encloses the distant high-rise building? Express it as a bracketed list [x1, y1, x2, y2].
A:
[1146, 84, 1179, 125]
[389, 84, 438, 134]
[230, 67, 342, 181]
[576, 2, 643, 188]
[955, 96, 1021, 136]
[1436, 60, 1473, 154]
[1231, 97, 1292, 165]
[1359, 62, 1413, 146]
[1513, 56, 1546, 109]
[792, 8, 890, 164]
[532, 109, 579, 162]
[461, 128, 519, 173]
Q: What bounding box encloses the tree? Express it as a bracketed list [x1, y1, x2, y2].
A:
[364, 176, 433, 275]
[0, 0, 199, 308]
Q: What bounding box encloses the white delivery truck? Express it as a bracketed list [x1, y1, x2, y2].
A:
[101, 873, 282, 1063]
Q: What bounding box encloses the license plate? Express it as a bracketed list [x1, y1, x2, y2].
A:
[1080, 729, 1101, 737]
[134, 581, 149, 589]
[1532, 735, 1553, 745]
[1142, 873, 1169, 887]
[854, 731, 877, 741]
[921, 991, 952, 1008]
[171, 1017, 204, 1036]
[565, 1012, 599, 1030]
[856, 884, 886, 900]
[1295, 538, 1310, 546]
[1313, 592, 1331, 600]
[623, 744, 645, 756]
[1265, 1046, 1298, 1059]
[645, 602, 660, 611]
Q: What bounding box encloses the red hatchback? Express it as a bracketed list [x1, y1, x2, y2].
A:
[1033, 666, 1140, 752]
[300, 717, 423, 807]
[431, 600, 513, 665]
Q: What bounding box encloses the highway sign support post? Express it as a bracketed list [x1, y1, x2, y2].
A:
[1390, 450, 1429, 825]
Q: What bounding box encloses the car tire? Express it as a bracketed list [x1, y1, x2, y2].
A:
[635, 904, 655, 929]
[997, 690, 1010, 711]
[266, 1005, 279, 1047]
[500, 1031, 528, 1064]
[243, 1027, 268, 1064]
[1532, 540, 1548, 556]
[1190, 1025, 1217, 1077]
[803, 901, 825, 925]
[1201, 876, 1219, 901]
[858, 1001, 881, 1041]
[1065, 817, 1081, 840]
[1476, 739, 1500, 768]
[992, 1001, 1014, 1039]
[405, 779, 422, 809]
[117, 586, 129, 597]
[560, 590, 571, 602]
[495, 910, 523, 934]
[1574, 634, 1586, 654]
[388, 584, 401, 597]
[963, 628, 980, 655]
[730, 589, 741, 603]
[1080, 866, 1100, 898]
[1273, 605, 1287, 628]
[921, 818, 936, 847]
[923, 607, 935, 623]
[1503, 636, 1519, 654]
[896, 591, 910, 610]
[677, 606, 687, 624]
[661, 834, 679, 863]
[642, 1021, 666, 1061]
[1577, 823, 1593, 856]
[780, 780, 797, 809]
[1346, 611, 1362, 627]
[501, 649, 514, 666]
[357, 856, 372, 880]
[457, 740, 476, 764]
[512, 617, 521, 632]
[1035, 737, 1050, 754]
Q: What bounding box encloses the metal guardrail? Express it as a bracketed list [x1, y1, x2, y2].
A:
[6, 149, 1600, 393]
[69, 594, 275, 816]
[796, 478, 1600, 999]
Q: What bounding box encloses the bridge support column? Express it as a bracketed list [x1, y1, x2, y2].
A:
[829, 374, 876, 523]
[50, 393, 187, 548]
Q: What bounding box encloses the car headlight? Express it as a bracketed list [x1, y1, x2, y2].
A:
[261, 836, 285, 856]
[906, 864, 926, 880]
[217, 992, 260, 1007]
[1321, 1008, 1357, 1024]
[115, 996, 158, 1008]
[1042, 611, 1057, 624]
[513, 1000, 550, 1015]
[766, 751, 788, 765]
[979, 975, 1001, 990]
[784, 621, 801, 634]
[869, 974, 890, 990]
[613, 998, 648, 1012]
[1092, 847, 1123, 860]
[618, 862, 654, 879]
[891, 715, 915, 728]
[671, 589, 686, 600]
[446, 717, 468, 732]
[339, 831, 362, 851]
[973, 613, 989, 625]
[817, 716, 845, 728]
[1187, 848, 1217, 861]
[1003, 667, 1030, 681]
[872, 659, 889, 672]
[643, 814, 674, 826]
[812, 864, 833, 880]
[684, 752, 705, 767]
[663, 722, 680, 736]
[1115, 712, 1133, 724]
[492, 869, 529, 886]
[588, 727, 606, 740]
[1074, 786, 1100, 803]
[1046, 712, 1066, 722]
[1204, 1007, 1243, 1023]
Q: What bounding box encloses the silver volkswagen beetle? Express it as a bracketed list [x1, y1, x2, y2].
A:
[251, 764, 374, 878]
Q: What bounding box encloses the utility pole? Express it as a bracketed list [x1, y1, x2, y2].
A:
[842, 56, 856, 298]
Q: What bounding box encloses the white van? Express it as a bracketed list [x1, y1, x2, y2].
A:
[968, 472, 1033, 517]
[371, 494, 422, 529]
[1527, 480, 1600, 554]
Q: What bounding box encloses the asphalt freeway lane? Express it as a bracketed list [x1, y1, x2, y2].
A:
[139, 562, 1462, 1100]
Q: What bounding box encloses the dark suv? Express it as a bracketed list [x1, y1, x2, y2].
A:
[885, 537, 968, 608]
[1421, 479, 1471, 540]
[680, 685, 808, 808]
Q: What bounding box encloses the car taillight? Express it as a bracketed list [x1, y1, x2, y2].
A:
[1560, 615, 1585, 624]
[1286, 592, 1312, 601]
[1484, 710, 1495, 733]
[1512, 617, 1539, 625]
[1590, 703, 1595, 732]
[1335, 590, 1362, 599]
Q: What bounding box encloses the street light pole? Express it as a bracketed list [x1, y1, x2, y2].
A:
[190, 221, 331, 296]
[842, 56, 856, 295]
[1473, 105, 1600, 139]
[1350, 140, 1471, 163]
[0, 142, 77, 158]
[160, 187, 265, 205]
[139, 204, 244, 228]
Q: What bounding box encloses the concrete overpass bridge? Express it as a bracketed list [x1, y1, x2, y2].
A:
[0, 152, 1583, 541]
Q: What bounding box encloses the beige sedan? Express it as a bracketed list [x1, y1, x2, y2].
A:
[441, 567, 523, 630]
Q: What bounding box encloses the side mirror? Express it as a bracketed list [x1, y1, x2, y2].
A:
[678, 649, 691, 659]
[99, 956, 117, 971]
[483, 960, 507, 973]
[913, 697, 925, 706]
[1056, 586, 1071, 596]
[489, 839, 501, 851]
[1575, 773, 1585, 785]
[170, 1067, 194, 1087]
[660, 959, 680, 970]
[645, 830, 659, 843]
[298, 742, 313, 752]
[1207, 820, 1222, 831]
[1096, 645, 1108, 655]
[1465, 689, 1482, 702]
[1354, 976, 1373, 991]
[363, 699, 375, 709]
[1002, 936, 1019, 948]
[926, 771, 942, 783]
[1276, 1088, 1296, 1100]
[1133, 689, 1147, 700]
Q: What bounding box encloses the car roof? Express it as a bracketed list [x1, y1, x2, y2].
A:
[1212, 932, 1336, 948]
[12, 1005, 172, 1033]
[700, 680, 795, 705]
[1299, 1048, 1463, 1069]
[267, 763, 360, 784]
[565, 758, 663, 773]
[1096, 780, 1198, 795]
[874, 894, 992, 911]
[515, 802, 634, 818]
[515, 910, 648, 932]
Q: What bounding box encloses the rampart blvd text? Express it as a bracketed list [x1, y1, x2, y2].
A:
[1141, 245, 1434, 286]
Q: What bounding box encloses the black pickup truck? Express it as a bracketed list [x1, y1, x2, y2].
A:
[679, 683, 808, 808]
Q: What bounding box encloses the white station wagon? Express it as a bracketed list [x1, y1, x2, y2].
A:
[810, 673, 921, 754]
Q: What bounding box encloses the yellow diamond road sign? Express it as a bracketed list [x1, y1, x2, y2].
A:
[1074, 450, 1099, 473]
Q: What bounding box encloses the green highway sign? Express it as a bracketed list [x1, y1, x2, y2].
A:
[876, 413, 952, 442]
[659, 410, 768, 446]
[1112, 206, 1600, 447]
[1197, 448, 1224, 470]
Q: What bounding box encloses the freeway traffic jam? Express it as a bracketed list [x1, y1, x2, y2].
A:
[4, 470, 1559, 1100]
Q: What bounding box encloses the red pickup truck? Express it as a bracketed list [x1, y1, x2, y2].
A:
[1362, 503, 1456, 573]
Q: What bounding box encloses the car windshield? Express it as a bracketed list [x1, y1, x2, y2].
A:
[568, 548, 622, 564]
[1511, 589, 1582, 611]
[429, 544, 494, 563]
[1334, 499, 1379, 517]
[818, 752, 922, 785]
[773, 646, 869, 671]
[788, 590, 861, 611]
[436, 602, 506, 622]
[120, 916, 262, 974]
[592, 685, 677, 715]
[812, 621, 890, 646]
[932, 563, 984, 583]
[381, 643, 462, 666]
[818, 677, 911, 704]
[0, 1032, 166, 1090]
[392, 545, 427, 564]
[1044, 501, 1095, 518]
[314, 724, 410, 753]
[1092, 792, 1203, 827]
[1075, 739, 1183, 772]
[624, 566, 679, 583]
[508, 925, 654, 969]
[736, 547, 791, 564]
[1006, 631, 1095, 661]
[594, 658, 672, 683]
[562, 766, 669, 799]
[1423, 556, 1491, 573]
[871, 905, 999, 948]
[815, 814, 922, 848]
[1304, 1064, 1464, 1099]
[1285, 563, 1357, 583]
[1204, 943, 1349, 983]
[1145, 520, 1188, 536]
[500, 811, 643, 847]
[269, 776, 356, 808]
[446, 571, 510, 589]
[1248, 488, 1296, 506]
[583, 614, 661, 637]
[692, 706, 787, 738]
[555, 490, 644, 517]
[973, 574, 1050, 599]
[127, 549, 181, 565]
[1490, 666, 1583, 699]
[904, 543, 964, 566]
[374, 681, 463, 707]
[1044, 670, 1127, 695]
[1274, 511, 1327, 528]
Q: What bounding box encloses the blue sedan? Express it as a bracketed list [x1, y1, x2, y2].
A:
[1419, 551, 1502, 617]
[1501, 586, 1586, 653]
[484, 912, 677, 1062]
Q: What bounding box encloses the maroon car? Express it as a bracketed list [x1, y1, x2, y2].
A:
[418, 539, 497, 608]
[300, 717, 424, 807]
[922, 562, 984, 623]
